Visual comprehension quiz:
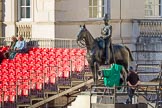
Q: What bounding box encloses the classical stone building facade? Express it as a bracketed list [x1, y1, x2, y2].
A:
[1, 0, 162, 80]
[2, 0, 54, 39]
[2, 0, 162, 56]
[55, 0, 145, 46]
[56, 0, 162, 66]
[2, 0, 161, 41]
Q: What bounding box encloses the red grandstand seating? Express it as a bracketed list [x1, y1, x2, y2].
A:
[0, 47, 87, 104]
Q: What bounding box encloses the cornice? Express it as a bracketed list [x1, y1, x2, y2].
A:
[55, 19, 133, 25]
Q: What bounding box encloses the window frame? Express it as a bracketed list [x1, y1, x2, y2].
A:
[145, 0, 162, 17]
[18, 0, 32, 22]
[89, 0, 109, 19]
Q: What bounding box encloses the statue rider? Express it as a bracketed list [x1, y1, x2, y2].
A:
[101, 14, 112, 64]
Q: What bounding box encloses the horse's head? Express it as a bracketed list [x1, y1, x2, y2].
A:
[76, 25, 89, 48]
[77, 25, 95, 49]
[77, 25, 87, 41]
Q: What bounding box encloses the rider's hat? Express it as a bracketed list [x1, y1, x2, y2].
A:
[103, 14, 109, 21]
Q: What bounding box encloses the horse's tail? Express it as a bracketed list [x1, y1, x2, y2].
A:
[125, 46, 134, 61]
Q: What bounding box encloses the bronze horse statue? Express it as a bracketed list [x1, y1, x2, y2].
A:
[76, 25, 134, 85]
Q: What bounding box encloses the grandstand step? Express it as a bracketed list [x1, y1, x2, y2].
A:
[44, 91, 58, 95]
[84, 72, 93, 80]
[71, 78, 84, 81]
[71, 80, 84, 86]
[140, 81, 159, 85]
[57, 85, 71, 91]
[138, 87, 158, 92]
[84, 72, 93, 77]
[52, 104, 65, 108]
[91, 103, 114, 108]
[30, 97, 44, 101]
[30, 97, 44, 105]
[16, 104, 30, 108]
[44, 91, 58, 98]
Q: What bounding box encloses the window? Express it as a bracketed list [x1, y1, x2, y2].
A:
[89, 0, 108, 18]
[145, 0, 162, 17]
[18, 0, 31, 21]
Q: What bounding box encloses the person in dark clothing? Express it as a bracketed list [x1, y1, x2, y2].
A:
[126, 66, 140, 104]
[3, 36, 17, 58]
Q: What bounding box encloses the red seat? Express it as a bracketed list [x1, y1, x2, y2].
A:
[75, 65, 83, 72]
[50, 75, 56, 84]
[22, 64, 29, 70]
[1, 46, 9, 52]
[48, 52, 55, 58]
[9, 88, 16, 102]
[36, 79, 43, 90]
[9, 92, 16, 102]
[3, 91, 9, 102]
[22, 85, 29, 96]
[42, 59, 49, 66]
[42, 48, 49, 53]
[44, 75, 49, 84]
[63, 70, 70, 78]
[58, 68, 63, 77]
[31, 47, 39, 52]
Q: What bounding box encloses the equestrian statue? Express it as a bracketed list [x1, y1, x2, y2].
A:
[76, 14, 134, 85]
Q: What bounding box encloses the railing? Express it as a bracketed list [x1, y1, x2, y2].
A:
[90, 84, 160, 108]
[135, 19, 162, 37]
[16, 22, 32, 39]
[0, 37, 79, 48]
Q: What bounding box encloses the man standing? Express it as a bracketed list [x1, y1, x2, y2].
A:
[101, 13, 112, 64]
[126, 66, 140, 104]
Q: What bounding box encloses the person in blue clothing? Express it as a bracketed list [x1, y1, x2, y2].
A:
[14, 35, 27, 52]
[9, 35, 27, 59]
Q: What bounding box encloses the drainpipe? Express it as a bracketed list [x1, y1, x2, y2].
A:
[14, 0, 18, 36]
[120, 0, 124, 44]
[0, 0, 3, 38]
